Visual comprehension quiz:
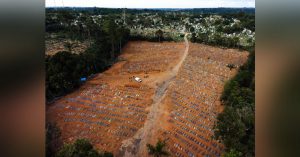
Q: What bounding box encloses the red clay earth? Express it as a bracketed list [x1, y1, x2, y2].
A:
[47, 36, 248, 157]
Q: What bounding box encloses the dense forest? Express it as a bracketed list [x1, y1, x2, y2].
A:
[189, 12, 255, 50]
[215, 48, 255, 157]
[46, 11, 130, 102]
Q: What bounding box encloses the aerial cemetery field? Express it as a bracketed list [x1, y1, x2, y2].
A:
[153, 43, 249, 157]
[47, 40, 249, 156]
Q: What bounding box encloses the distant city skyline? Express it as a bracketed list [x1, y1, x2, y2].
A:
[46, 0, 255, 8]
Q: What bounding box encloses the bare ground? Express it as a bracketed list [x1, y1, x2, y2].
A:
[117, 34, 189, 157]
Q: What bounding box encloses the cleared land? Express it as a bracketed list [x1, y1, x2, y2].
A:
[47, 37, 248, 157]
[46, 39, 90, 56]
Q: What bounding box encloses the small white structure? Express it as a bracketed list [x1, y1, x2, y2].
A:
[134, 77, 142, 83]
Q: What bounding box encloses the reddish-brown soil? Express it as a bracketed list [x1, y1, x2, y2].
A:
[148, 43, 249, 157]
[47, 35, 248, 157]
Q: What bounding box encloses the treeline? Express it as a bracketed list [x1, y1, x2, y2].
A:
[189, 12, 255, 50]
[191, 32, 242, 49]
[215, 49, 255, 157]
[129, 31, 182, 42]
[129, 35, 170, 42]
[46, 10, 102, 40]
[46, 11, 130, 102]
[222, 12, 255, 32]
[191, 32, 254, 51]
[183, 8, 255, 14]
[46, 7, 255, 15]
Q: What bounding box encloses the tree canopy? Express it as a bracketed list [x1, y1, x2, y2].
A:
[147, 139, 169, 157]
[46, 14, 130, 102]
[215, 50, 255, 157]
[155, 29, 164, 42]
[56, 139, 113, 157]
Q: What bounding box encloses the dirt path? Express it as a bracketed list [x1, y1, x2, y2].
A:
[117, 34, 190, 157]
[172, 33, 190, 73]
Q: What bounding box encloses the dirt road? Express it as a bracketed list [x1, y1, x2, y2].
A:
[117, 33, 190, 157]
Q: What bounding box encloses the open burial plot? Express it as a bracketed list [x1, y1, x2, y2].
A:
[47, 82, 154, 152]
[46, 41, 248, 157]
[118, 41, 185, 74]
[153, 43, 248, 157]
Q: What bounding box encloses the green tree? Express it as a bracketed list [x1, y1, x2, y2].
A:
[46, 51, 81, 100]
[189, 26, 195, 33]
[46, 10, 131, 102]
[56, 139, 113, 157]
[198, 32, 209, 43]
[103, 18, 118, 59]
[215, 106, 246, 149]
[223, 149, 242, 157]
[155, 29, 163, 42]
[191, 33, 197, 42]
[147, 139, 169, 157]
[58, 10, 74, 28]
[116, 26, 130, 54]
[185, 23, 190, 32]
[215, 50, 255, 157]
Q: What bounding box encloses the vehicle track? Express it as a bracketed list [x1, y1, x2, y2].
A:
[117, 33, 189, 157]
